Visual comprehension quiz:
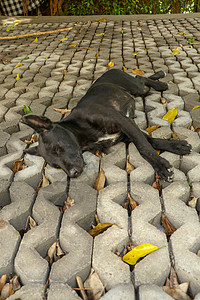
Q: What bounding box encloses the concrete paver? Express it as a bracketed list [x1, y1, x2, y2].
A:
[0, 13, 200, 299]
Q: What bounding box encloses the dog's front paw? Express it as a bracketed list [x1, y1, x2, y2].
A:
[170, 140, 192, 155]
[153, 157, 174, 182]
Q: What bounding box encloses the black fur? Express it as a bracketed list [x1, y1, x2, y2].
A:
[22, 69, 191, 180]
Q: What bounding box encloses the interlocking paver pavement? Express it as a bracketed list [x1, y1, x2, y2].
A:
[0, 14, 200, 299]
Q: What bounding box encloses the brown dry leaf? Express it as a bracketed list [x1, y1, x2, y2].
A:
[48, 241, 57, 265]
[63, 196, 75, 211]
[162, 267, 191, 300]
[84, 268, 105, 299]
[89, 222, 122, 237]
[172, 132, 179, 140]
[96, 49, 99, 59]
[13, 158, 26, 174]
[1, 283, 14, 299]
[152, 173, 161, 192]
[156, 149, 160, 155]
[131, 68, 144, 75]
[107, 61, 114, 67]
[10, 275, 21, 292]
[127, 192, 138, 210]
[126, 155, 135, 173]
[137, 26, 142, 31]
[195, 127, 200, 133]
[76, 275, 88, 300]
[25, 133, 38, 145]
[160, 97, 168, 105]
[47, 240, 65, 265]
[122, 65, 127, 71]
[41, 173, 50, 188]
[29, 216, 37, 229]
[94, 168, 105, 191]
[0, 274, 6, 292]
[161, 213, 176, 236]
[145, 125, 160, 136]
[53, 108, 71, 114]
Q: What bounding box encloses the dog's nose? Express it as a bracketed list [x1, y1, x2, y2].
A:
[69, 168, 79, 178]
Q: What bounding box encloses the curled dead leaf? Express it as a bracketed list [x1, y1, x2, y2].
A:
[131, 68, 144, 75]
[94, 168, 105, 191]
[107, 61, 114, 67]
[160, 97, 168, 105]
[13, 158, 26, 174]
[63, 196, 75, 211]
[84, 268, 105, 299]
[126, 155, 135, 173]
[0, 274, 7, 292]
[53, 107, 71, 114]
[188, 196, 198, 208]
[171, 47, 180, 55]
[25, 133, 38, 145]
[76, 276, 87, 300]
[161, 213, 176, 236]
[172, 132, 179, 140]
[145, 125, 160, 136]
[89, 222, 122, 237]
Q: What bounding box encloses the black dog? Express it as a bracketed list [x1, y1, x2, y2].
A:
[22, 69, 191, 181]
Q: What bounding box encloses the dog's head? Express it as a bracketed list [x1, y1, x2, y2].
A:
[21, 115, 84, 178]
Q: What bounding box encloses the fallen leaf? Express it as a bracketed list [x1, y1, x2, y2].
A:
[107, 61, 114, 67]
[197, 249, 200, 257]
[14, 62, 22, 69]
[126, 155, 135, 173]
[22, 56, 29, 60]
[6, 26, 11, 31]
[53, 107, 71, 114]
[24, 105, 32, 114]
[187, 38, 194, 44]
[152, 175, 161, 192]
[1, 283, 13, 299]
[13, 159, 26, 174]
[172, 132, 179, 140]
[169, 80, 175, 84]
[0, 274, 7, 292]
[121, 192, 138, 211]
[47, 240, 65, 265]
[145, 125, 160, 136]
[2, 57, 10, 64]
[96, 19, 107, 22]
[76, 275, 87, 300]
[94, 168, 105, 191]
[122, 65, 127, 71]
[137, 26, 142, 31]
[161, 213, 176, 236]
[131, 68, 144, 75]
[16, 73, 20, 80]
[172, 47, 180, 55]
[177, 31, 185, 36]
[60, 37, 68, 41]
[69, 43, 77, 47]
[123, 243, 165, 265]
[89, 222, 121, 237]
[41, 173, 50, 188]
[160, 97, 168, 105]
[63, 195, 75, 211]
[96, 49, 99, 59]
[162, 107, 177, 124]
[95, 33, 104, 36]
[32, 37, 38, 43]
[133, 52, 138, 56]
[48, 241, 57, 265]
[25, 133, 38, 145]
[84, 268, 105, 299]
[188, 196, 198, 208]
[195, 127, 200, 132]
[29, 216, 37, 229]
[190, 105, 200, 112]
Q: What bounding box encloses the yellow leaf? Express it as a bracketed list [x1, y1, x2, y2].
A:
[32, 37, 38, 43]
[41, 173, 50, 188]
[122, 243, 165, 265]
[16, 73, 20, 80]
[190, 105, 200, 112]
[177, 31, 185, 36]
[107, 61, 114, 67]
[14, 62, 22, 69]
[162, 107, 177, 124]
[172, 47, 180, 55]
[131, 68, 144, 75]
[13, 20, 22, 24]
[133, 52, 138, 56]
[145, 125, 160, 136]
[137, 26, 142, 31]
[126, 155, 135, 173]
[53, 108, 71, 114]
[60, 37, 68, 41]
[156, 150, 161, 155]
[0, 274, 7, 292]
[69, 43, 77, 47]
[94, 168, 105, 191]
[95, 33, 104, 36]
[89, 222, 122, 237]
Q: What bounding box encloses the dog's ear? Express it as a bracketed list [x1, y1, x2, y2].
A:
[21, 115, 53, 133]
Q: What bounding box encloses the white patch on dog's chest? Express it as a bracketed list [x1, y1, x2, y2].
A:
[96, 132, 120, 143]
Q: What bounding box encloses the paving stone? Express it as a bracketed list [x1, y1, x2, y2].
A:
[170, 222, 200, 298]
[145, 94, 169, 126]
[6, 128, 33, 153]
[173, 127, 200, 152]
[15, 187, 61, 285]
[101, 143, 127, 185]
[139, 284, 174, 300]
[0, 151, 22, 182]
[183, 93, 200, 112]
[100, 283, 135, 300]
[50, 182, 96, 287]
[47, 283, 81, 299]
[172, 110, 192, 128]
[0, 181, 36, 230]
[0, 220, 20, 277]
[93, 183, 130, 290]
[130, 182, 170, 287]
[7, 283, 45, 300]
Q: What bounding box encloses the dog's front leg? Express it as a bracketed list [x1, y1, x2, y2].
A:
[117, 116, 173, 181]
